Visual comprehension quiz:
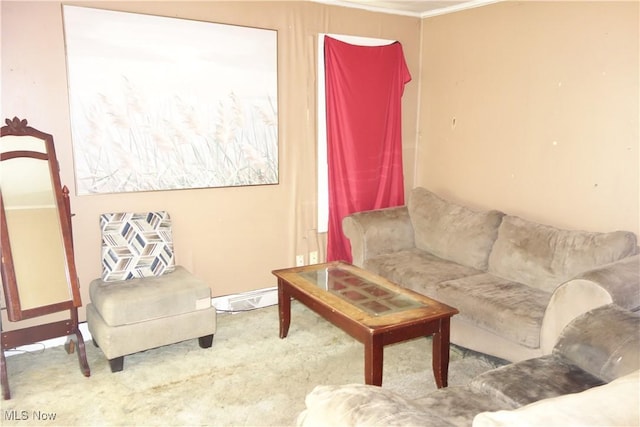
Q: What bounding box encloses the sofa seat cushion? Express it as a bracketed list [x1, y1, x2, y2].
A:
[470, 355, 605, 407]
[364, 248, 483, 294]
[488, 215, 638, 292]
[412, 386, 518, 427]
[433, 274, 550, 348]
[408, 188, 504, 270]
[472, 370, 640, 427]
[89, 265, 212, 326]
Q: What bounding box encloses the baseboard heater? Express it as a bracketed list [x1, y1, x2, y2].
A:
[211, 286, 278, 313]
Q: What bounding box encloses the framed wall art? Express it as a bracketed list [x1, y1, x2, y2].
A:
[63, 6, 278, 194]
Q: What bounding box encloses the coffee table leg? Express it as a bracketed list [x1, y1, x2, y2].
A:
[364, 334, 383, 386]
[278, 280, 291, 339]
[432, 317, 451, 388]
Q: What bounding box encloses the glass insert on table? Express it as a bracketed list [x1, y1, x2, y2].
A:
[299, 267, 425, 316]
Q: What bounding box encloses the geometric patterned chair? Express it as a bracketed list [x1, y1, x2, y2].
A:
[86, 211, 217, 372]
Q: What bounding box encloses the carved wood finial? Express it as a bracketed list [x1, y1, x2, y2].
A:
[4, 117, 29, 135]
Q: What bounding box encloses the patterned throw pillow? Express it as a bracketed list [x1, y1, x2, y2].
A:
[100, 211, 175, 282]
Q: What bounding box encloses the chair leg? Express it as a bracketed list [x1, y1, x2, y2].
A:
[109, 356, 124, 373]
[199, 334, 214, 348]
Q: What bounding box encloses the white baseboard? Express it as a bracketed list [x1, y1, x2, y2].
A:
[5, 287, 278, 356]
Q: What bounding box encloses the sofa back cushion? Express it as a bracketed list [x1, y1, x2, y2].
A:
[488, 216, 638, 292]
[408, 188, 504, 270]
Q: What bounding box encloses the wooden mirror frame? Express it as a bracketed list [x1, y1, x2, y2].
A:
[0, 117, 90, 400]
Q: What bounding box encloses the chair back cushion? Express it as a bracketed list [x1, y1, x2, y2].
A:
[101, 211, 175, 282]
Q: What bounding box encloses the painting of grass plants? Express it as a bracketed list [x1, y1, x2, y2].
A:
[63, 6, 278, 195]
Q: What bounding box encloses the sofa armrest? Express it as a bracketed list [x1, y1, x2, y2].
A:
[539, 254, 640, 353]
[342, 206, 414, 267]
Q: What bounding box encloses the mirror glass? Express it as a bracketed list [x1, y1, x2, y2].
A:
[0, 135, 72, 313]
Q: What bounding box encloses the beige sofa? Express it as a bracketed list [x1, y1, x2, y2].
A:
[298, 304, 640, 427]
[343, 187, 639, 362]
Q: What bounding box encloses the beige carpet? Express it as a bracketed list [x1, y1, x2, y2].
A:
[2, 302, 504, 426]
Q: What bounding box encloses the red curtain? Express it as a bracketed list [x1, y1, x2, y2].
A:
[325, 36, 411, 262]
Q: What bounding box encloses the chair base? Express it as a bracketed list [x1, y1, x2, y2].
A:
[105, 334, 215, 373]
[87, 303, 217, 372]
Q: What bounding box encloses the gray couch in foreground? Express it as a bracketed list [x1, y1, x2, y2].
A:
[342, 187, 639, 362]
[298, 304, 640, 427]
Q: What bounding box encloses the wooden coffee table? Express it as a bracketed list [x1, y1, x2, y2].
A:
[272, 261, 459, 387]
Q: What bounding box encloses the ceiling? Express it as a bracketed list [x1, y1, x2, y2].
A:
[315, 0, 500, 17]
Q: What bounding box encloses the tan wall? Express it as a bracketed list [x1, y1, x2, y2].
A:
[3, 0, 638, 331]
[1, 0, 421, 327]
[419, 1, 639, 236]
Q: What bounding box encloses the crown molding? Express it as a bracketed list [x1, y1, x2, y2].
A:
[312, 0, 501, 18]
[421, 0, 501, 18]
